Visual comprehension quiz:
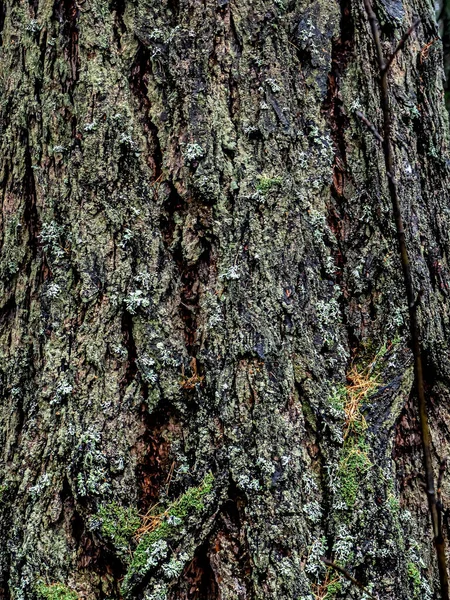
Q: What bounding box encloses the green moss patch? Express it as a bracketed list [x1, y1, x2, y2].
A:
[36, 583, 78, 600]
[122, 473, 214, 595]
[256, 176, 282, 194]
[407, 562, 422, 598]
[338, 436, 372, 508]
[96, 502, 141, 551]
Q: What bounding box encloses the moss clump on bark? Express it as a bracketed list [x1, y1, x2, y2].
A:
[256, 176, 282, 194]
[407, 562, 422, 598]
[95, 502, 141, 552]
[331, 352, 383, 509]
[337, 436, 372, 509]
[122, 473, 214, 595]
[162, 472, 214, 518]
[36, 583, 78, 600]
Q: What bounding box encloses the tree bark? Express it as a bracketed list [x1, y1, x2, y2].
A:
[0, 1, 450, 599]
[440, 0, 450, 111]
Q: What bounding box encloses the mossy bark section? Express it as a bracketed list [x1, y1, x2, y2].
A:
[0, 0, 450, 599]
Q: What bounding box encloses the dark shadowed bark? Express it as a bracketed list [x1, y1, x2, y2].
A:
[440, 0, 450, 111]
[1, 1, 450, 599]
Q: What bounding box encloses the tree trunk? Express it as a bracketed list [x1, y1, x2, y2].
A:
[1, 0, 450, 599]
[440, 0, 450, 111]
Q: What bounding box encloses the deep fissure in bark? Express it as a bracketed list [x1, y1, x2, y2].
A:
[0, 572, 10, 600]
[111, 0, 126, 42]
[53, 0, 80, 92]
[324, 0, 354, 194]
[28, 0, 38, 17]
[168, 487, 253, 600]
[127, 19, 221, 362]
[170, 542, 219, 600]
[120, 310, 138, 393]
[136, 403, 182, 512]
[0, 295, 15, 330]
[130, 43, 163, 181]
[77, 532, 125, 599]
[129, 43, 163, 180]
[22, 128, 40, 259]
[177, 247, 213, 358]
[322, 0, 358, 351]
[0, 2, 5, 47]
[158, 179, 214, 357]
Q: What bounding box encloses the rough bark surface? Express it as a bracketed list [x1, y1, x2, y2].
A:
[440, 0, 450, 110]
[1, 0, 450, 599]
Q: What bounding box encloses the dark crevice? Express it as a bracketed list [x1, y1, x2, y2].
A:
[129, 43, 163, 179]
[159, 183, 214, 357]
[166, 0, 179, 22]
[0, 2, 6, 47]
[0, 576, 11, 600]
[222, 8, 243, 124]
[34, 28, 47, 105]
[78, 531, 125, 599]
[129, 16, 218, 363]
[177, 251, 212, 357]
[229, 8, 243, 56]
[111, 0, 126, 45]
[0, 295, 16, 328]
[66, 479, 124, 598]
[159, 182, 185, 247]
[0, 161, 9, 212]
[169, 543, 218, 600]
[28, 0, 39, 17]
[22, 128, 40, 259]
[168, 485, 252, 600]
[60, 476, 85, 545]
[120, 311, 137, 392]
[323, 0, 354, 196]
[136, 403, 182, 512]
[318, 0, 358, 567]
[322, 0, 359, 352]
[112, 0, 125, 18]
[71, 510, 84, 545]
[208, 486, 254, 599]
[53, 0, 80, 92]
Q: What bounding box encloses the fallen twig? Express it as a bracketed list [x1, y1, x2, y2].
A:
[321, 557, 377, 599]
[383, 19, 421, 73]
[355, 110, 383, 143]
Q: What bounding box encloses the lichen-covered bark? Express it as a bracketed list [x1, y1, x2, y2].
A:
[1, 0, 450, 599]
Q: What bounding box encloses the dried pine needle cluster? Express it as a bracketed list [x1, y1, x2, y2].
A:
[343, 362, 380, 438]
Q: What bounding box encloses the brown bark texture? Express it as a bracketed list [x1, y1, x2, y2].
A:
[1, 0, 450, 599]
